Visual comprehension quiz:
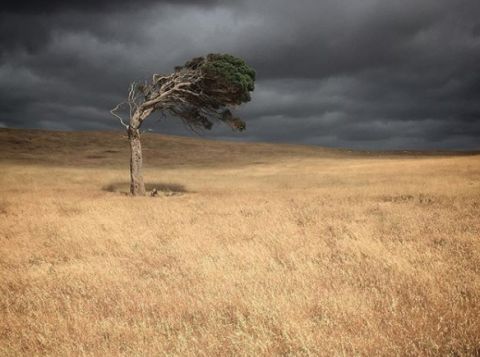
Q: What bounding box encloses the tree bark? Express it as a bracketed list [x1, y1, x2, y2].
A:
[128, 126, 146, 196]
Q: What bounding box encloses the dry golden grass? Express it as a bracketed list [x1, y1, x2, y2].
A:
[1, 128, 479, 356]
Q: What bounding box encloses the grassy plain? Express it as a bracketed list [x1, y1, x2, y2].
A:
[1, 128, 479, 355]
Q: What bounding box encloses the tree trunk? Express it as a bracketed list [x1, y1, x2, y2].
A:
[128, 126, 146, 196]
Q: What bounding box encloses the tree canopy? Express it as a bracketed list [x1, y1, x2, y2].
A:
[113, 53, 256, 133]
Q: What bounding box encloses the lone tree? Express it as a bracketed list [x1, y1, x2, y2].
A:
[111, 53, 256, 196]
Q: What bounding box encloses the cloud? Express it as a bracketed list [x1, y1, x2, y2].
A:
[0, 0, 479, 149]
[1, 0, 223, 13]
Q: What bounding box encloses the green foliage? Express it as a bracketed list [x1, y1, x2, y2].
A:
[181, 53, 256, 104]
[165, 53, 255, 131]
[202, 54, 256, 98]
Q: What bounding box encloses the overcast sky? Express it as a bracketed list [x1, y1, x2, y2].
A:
[1, 0, 479, 149]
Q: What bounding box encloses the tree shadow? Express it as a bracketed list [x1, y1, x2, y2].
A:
[103, 181, 189, 196]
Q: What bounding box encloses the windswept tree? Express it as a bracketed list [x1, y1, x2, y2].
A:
[111, 53, 256, 196]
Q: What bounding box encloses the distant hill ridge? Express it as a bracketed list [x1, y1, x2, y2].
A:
[0, 128, 478, 168]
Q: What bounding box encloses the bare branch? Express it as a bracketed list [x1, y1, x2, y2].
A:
[174, 88, 201, 97]
[139, 84, 184, 111]
[153, 73, 174, 84]
[128, 81, 136, 118]
[110, 102, 129, 129]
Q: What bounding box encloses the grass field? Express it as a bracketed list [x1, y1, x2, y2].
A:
[1, 128, 479, 356]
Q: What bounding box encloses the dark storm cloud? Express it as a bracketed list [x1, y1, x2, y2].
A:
[0, 0, 479, 149]
[1, 0, 221, 13]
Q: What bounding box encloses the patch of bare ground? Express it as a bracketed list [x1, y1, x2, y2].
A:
[0, 128, 479, 355]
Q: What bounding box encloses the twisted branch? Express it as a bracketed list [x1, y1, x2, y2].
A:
[110, 102, 129, 129]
